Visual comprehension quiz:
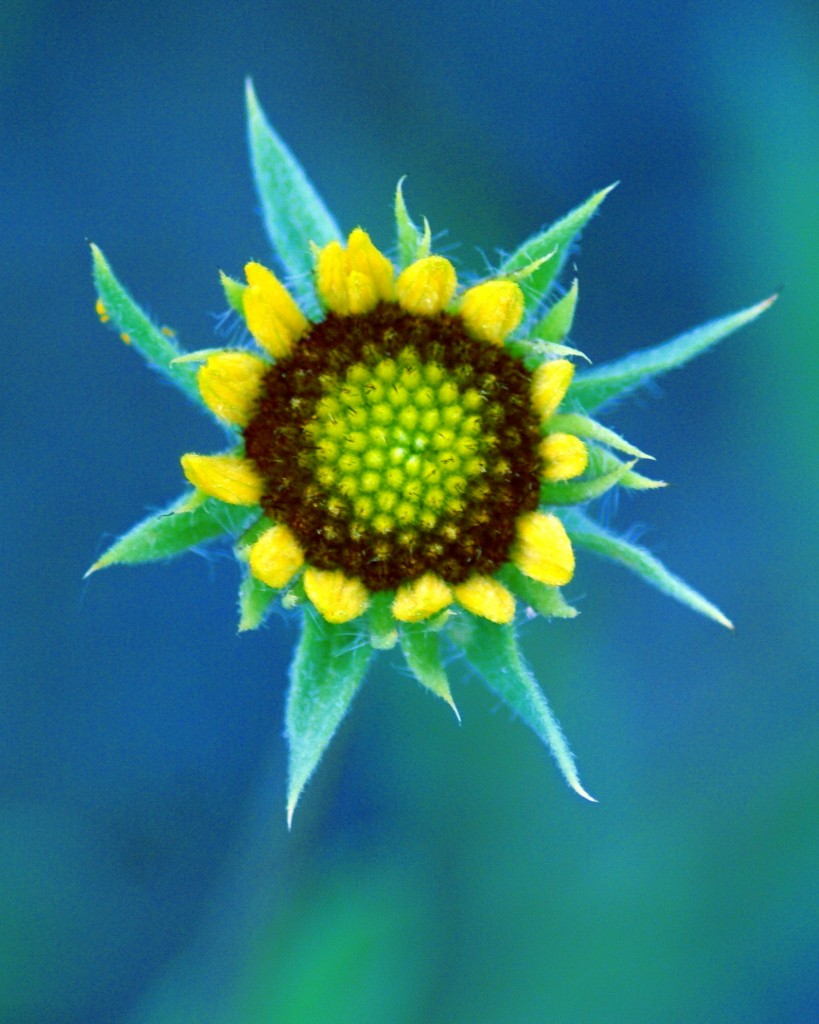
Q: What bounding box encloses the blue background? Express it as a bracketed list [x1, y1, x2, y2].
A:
[2, 2, 817, 1021]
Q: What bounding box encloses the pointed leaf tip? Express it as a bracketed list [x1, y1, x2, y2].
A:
[570, 292, 778, 412]
[91, 244, 203, 405]
[563, 509, 734, 629]
[87, 494, 254, 575]
[399, 621, 460, 719]
[285, 609, 373, 823]
[500, 183, 616, 322]
[245, 81, 340, 317]
[451, 616, 593, 801]
[571, 779, 598, 803]
[395, 177, 431, 269]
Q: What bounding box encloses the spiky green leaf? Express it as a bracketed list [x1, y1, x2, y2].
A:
[238, 569, 278, 632]
[368, 591, 398, 650]
[569, 294, 778, 412]
[170, 347, 234, 365]
[499, 184, 616, 323]
[547, 413, 653, 460]
[532, 278, 579, 342]
[505, 337, 590, 371]
[540, 457, 637, 506]
[219, 270, 247, 315]
[497, 564, 578, 619]
[91, 244, 202, 405]
[86, 493, 253, 575]
[450, 615, 594, 800]
[400, 622, 459, 719]
[394, 178, 431, 269]
[585, 447, 666, 490]
[246, 79, 341, 316]
[286, 609, 373, 825]
[562, 508, 733, 628]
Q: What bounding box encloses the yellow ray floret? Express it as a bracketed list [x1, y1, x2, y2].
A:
[539, 433, 588, 482]
[511, 511, 575, 587]
[315, 229, 395, 315]
[303, 567, 370, 623]
[453, 575, 516, 624]
[347, 227, 395, 297]
[396, 255, 457, 315]
[180, 453, 264, 505]
[392, 572, 454, 622]
[197, 351, 268, 426]
[243, 262, 308, 359]
[458, 279, 524, 345]
[531, 359, 574, 421]
[248, 523, 305, 589]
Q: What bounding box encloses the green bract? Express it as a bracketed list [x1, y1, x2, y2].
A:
[89, 81, 775, 823]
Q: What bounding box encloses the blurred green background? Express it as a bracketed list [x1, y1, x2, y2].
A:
[2, 1, 816, 1022]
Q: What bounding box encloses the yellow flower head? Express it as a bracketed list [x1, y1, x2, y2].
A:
[91, 86, 766, 818]
[182, 229, 588, 628]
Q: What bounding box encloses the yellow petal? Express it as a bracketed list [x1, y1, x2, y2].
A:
[180, 453, 264, 505]
[243, 262, 307, 358]
[392, 572, 453, 622]
[303, 567, 370, 623]
[315, 229, 394, 315]
[346, 269, 379, 315]
[511, 510, 575, 586]
[346, 228, 395, 302]
[314, 240, 349, 312]
[539, 433, 589, 482]
[248, 524, 305, 589]
[452, 575, 515, 624]
[197, 351, 267, 426]
[458, 279, 524, 345]
[531, 359, 575, 421]
[396, 255, 457, 315]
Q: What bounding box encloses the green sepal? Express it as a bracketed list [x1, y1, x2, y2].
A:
[368, 591, 398, 650]
[449, 614, 595, 801]
[234, 514, 275, 556]
[532, 279, 579, 343]
[285, 608, 373, 825]
[569, 294, 778, 412]
[394, 178, 431, 269]
[547, 412, 653, 461]
[497, 564, 578, 619]
[585, 447, 666, 490]
[282, 577, 306, 610]
[237, 569, 278, 632]
[540, 457, 637, 506]
[86, 493, 254, 575]
[91, 244, 203, 406]
[505, 337, 590, 372]
[499, 184, 616, 323]
[235, 516, 285, 630]
[399, 621, 459, 719]
[245, 79, 341, 317]
[562, 508, 733, 629]
[170, 347, 233, 365]
[219, 270, 247, 315]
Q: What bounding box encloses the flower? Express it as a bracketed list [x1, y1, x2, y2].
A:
[88, 82, 776, 824]
[182, 230, 585, 630]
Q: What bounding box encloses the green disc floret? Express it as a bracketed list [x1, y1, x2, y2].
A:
[308, 351, 494, 538]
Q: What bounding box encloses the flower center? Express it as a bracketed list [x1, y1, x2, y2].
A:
[243, 303, 542, 590]
[308, 352, 488, 536]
